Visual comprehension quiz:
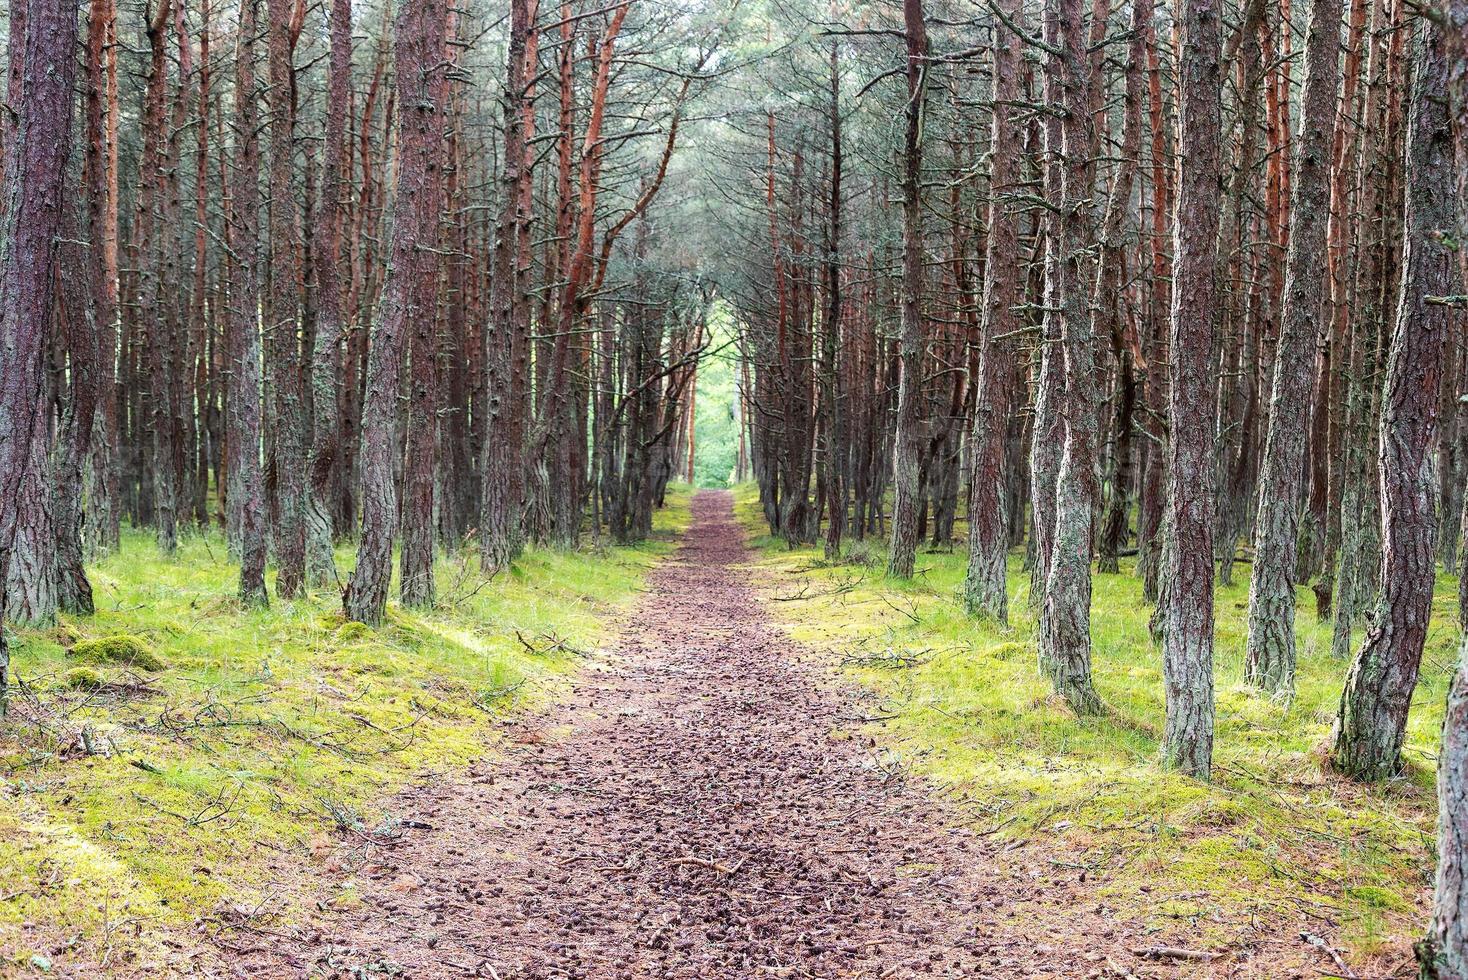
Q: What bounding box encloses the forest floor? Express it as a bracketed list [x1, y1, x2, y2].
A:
[0, 495, 688, 978]
[213, 490, 1365, 979]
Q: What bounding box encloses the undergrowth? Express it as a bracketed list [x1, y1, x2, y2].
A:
[0, 487, 689, 976]
[733, 483, 1450, 959]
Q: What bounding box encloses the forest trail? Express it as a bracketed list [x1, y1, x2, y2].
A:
[232, 491, 1181, 978]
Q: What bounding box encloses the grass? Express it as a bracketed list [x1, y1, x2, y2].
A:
[0, 487, 690, 976]
[733, 483, 1452, 958]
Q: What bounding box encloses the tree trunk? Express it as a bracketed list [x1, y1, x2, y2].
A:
[1244, 0, 1342, 694]
[963, 0, 1024, 623]
[228, 0, 269, 608]
[1161, 0, 1223, 778]
[1330, 14, 1453, 782]
[305, 0, 352, 587]
[885, 0, 929, 580]
[266, 0, 306, 598]
[481, 0, 533, 572]
[0, 0, 80, 709]
[344, 0, 449, 625]
[1038, 0, 1103, 716]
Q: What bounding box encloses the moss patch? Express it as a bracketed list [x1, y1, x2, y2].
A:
[0, 486, 690, 976]
[68, 634, 164, 672]
[62, 667, 104, 691]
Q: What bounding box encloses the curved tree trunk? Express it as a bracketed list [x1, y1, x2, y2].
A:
[1330, 14, 1453, 782]
[1243, 0, 1343, 694]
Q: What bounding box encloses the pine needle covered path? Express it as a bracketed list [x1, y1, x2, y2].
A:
[239, 492, 1170, 978]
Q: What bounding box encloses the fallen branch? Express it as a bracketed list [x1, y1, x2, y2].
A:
[1130, 946, 1222, 962]
[668, 855, 745, 875]
[1301, 932, 1355, 978]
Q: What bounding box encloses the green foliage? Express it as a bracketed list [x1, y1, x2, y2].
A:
[732, 483, 1451, 954]
[69, 634, 164, 672]
[691, 303, 740, 488]
[0, 487, 689, 975]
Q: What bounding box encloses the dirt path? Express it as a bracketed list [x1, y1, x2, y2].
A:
[229, 491, 1291, 979]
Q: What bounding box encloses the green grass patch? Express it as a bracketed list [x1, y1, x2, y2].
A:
[0, 486, 689, 975]
[733, 483, 1447, 955]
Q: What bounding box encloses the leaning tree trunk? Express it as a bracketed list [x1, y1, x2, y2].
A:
[344, 0, 449, 626]
[227, 0, 269, 608]
[1243, 0, 1342, 694]
[1161, 0, 1222, 778]
[1330, 13, 1454, 782]
[0, 0, 80, 709]
[885, 0, 929, 580]
[963, 0, 1023, 624]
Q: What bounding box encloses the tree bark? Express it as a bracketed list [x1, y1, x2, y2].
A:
[1161, 0, 1223, 778]
[305, 0, 353, 587]
[1244, 0, 1343, 694]
[266, 0, 306, 598]
[1038, 0, 1103, 716]
[0, 0, 80, 709]
[481, 0, 535, 572]
[1330, 13, 1454, 782]
[963, 0, 1024, 623]
[344, 0, 450, 625]
[885, 0, 929, 580]
[228, 0, 269, 608]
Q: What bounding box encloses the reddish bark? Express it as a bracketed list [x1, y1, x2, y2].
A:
[0, 0, 80, 706]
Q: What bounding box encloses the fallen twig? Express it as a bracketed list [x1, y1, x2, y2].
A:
[1301, 932, 1355, 979]
[1130, 946, 1222, 962]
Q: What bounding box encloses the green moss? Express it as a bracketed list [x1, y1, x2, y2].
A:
[63, 666, 104, 690]
[732, 482, 1447, 956]
[0, 486, 691, 975]
[334, 620, 372, 641]
[69, 634, 165, 672]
